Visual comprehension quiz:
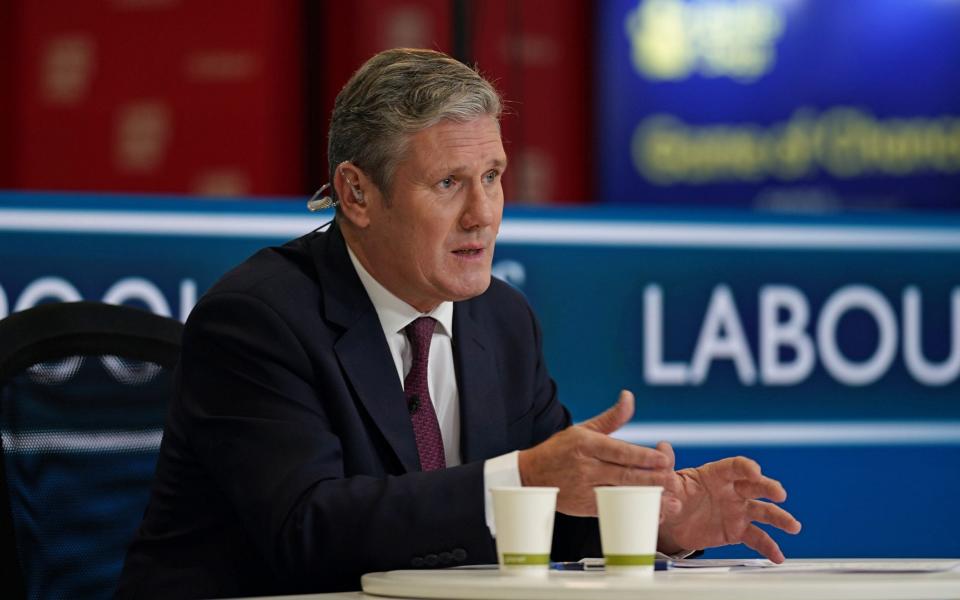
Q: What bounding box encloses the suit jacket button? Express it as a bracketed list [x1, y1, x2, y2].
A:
[424, 554, 439, 567]
[439, 552, 453, 565]
[411, 557, 424, 568]
[452, 548, 467, 562]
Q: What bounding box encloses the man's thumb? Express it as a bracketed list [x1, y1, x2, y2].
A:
[581, 390, 635, 435]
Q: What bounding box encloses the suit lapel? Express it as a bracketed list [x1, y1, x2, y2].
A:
[334, 315, 421, 472]
[311, 224, 421, 473]
[453, 301, 509, 463]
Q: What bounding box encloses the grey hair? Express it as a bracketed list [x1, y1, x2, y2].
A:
[327, 48, 502, 203]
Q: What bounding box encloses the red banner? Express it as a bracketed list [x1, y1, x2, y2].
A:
[9, 0, 303, 197]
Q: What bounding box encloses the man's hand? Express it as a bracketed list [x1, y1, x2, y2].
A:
[657, 444, 802, 563]
[517, 390, 678, 516]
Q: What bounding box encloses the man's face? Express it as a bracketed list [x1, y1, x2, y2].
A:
[359, 115, 506, 312]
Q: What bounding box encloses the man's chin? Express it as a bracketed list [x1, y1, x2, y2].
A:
[447, 274, 492, 302]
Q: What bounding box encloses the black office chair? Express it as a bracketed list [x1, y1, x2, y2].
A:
[0, 301, 182, 600]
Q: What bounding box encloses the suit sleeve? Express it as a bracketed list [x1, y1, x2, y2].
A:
[178, 292, 496, 592]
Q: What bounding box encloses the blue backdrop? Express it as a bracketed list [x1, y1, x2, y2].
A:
[597, 0, 960, 211]
[1, 192, 958, 558]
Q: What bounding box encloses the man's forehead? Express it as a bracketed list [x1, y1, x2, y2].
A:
[408, 117, 507, 171]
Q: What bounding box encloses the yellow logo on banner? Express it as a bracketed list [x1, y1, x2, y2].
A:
[631, 107, 960, 184]
[625, 0, 785, 83]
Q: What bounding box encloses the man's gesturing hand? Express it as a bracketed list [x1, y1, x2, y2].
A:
[657, 447, 802, 563]
[517, 390, 676, 516]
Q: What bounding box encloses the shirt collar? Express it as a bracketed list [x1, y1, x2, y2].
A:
[346, 243, 454, 338]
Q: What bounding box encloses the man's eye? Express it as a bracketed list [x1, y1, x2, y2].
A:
[483, 170, 499, 184]
[438, 177, 455, 189]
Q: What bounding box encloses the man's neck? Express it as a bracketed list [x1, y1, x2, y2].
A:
[342, 236, 441, 315]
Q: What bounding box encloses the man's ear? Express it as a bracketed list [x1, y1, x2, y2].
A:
[334, 162, 371, 228]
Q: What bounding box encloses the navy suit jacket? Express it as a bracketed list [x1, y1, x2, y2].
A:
[117, 223, 599, 598]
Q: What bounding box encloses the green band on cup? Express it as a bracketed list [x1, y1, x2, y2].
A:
[502, 553, 550, 566]
[604, 554, 656, 567]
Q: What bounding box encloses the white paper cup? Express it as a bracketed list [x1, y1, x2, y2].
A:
[491, 486, 558, 576]
[595, 486, 663, 575]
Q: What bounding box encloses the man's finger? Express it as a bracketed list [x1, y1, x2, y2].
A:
[580, 390, 634, 435]
[592, 462, 674, 488]
[656, 440, 676, 470]
[585, 434, 669, 469]
[741, 524, 786, 564]
[748, 500, 802, 534]
[661, 473, 682, 495]
[734, 478, 787, 502]
[729, 456, 763, 479]
[661, 495, 682, 518]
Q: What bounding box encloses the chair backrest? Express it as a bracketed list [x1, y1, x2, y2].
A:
[0, 302, 182, 600]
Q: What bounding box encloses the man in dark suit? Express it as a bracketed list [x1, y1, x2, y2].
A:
[118, 48, 799, 598]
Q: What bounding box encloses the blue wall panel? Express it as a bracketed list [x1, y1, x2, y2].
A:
[2, 192, 958, 558]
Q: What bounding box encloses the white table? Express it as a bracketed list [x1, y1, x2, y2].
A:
[353, 560, 960, 600]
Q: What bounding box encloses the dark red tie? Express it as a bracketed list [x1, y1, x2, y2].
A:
[403, 317, 446, 471]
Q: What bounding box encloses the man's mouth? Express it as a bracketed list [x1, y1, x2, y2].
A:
[453, 248, 483, 256]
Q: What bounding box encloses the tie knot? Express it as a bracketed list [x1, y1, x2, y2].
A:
[405, 316, 436, 359]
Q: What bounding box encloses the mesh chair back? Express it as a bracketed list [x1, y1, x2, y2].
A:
[0, 302, 182, 600]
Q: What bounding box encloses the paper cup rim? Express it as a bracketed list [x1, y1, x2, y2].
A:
[594, 486, 664, 494]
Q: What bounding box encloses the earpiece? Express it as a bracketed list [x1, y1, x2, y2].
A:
[341, 168, 364, 203]
[305, 166, 365, 213]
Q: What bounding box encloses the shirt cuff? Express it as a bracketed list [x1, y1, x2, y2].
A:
[483, 450, 521, 536]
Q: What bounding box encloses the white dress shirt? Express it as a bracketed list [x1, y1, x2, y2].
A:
[346, 245, 518, 533]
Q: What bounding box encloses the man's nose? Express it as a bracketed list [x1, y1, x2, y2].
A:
[460, 181, 498, 230]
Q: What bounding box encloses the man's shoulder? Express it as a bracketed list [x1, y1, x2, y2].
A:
[198, 232, 326, 314]
[472, 276, 528, 306]
[459, 277, 537, 330]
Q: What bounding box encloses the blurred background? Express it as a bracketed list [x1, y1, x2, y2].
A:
[2, 0, 594, 203]
[1, 0, 959, 566]
[3, 0, 957, 209]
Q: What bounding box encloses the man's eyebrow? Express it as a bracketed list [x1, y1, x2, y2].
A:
[430, 157, 508, 177]
[471, 158, 507, 173]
